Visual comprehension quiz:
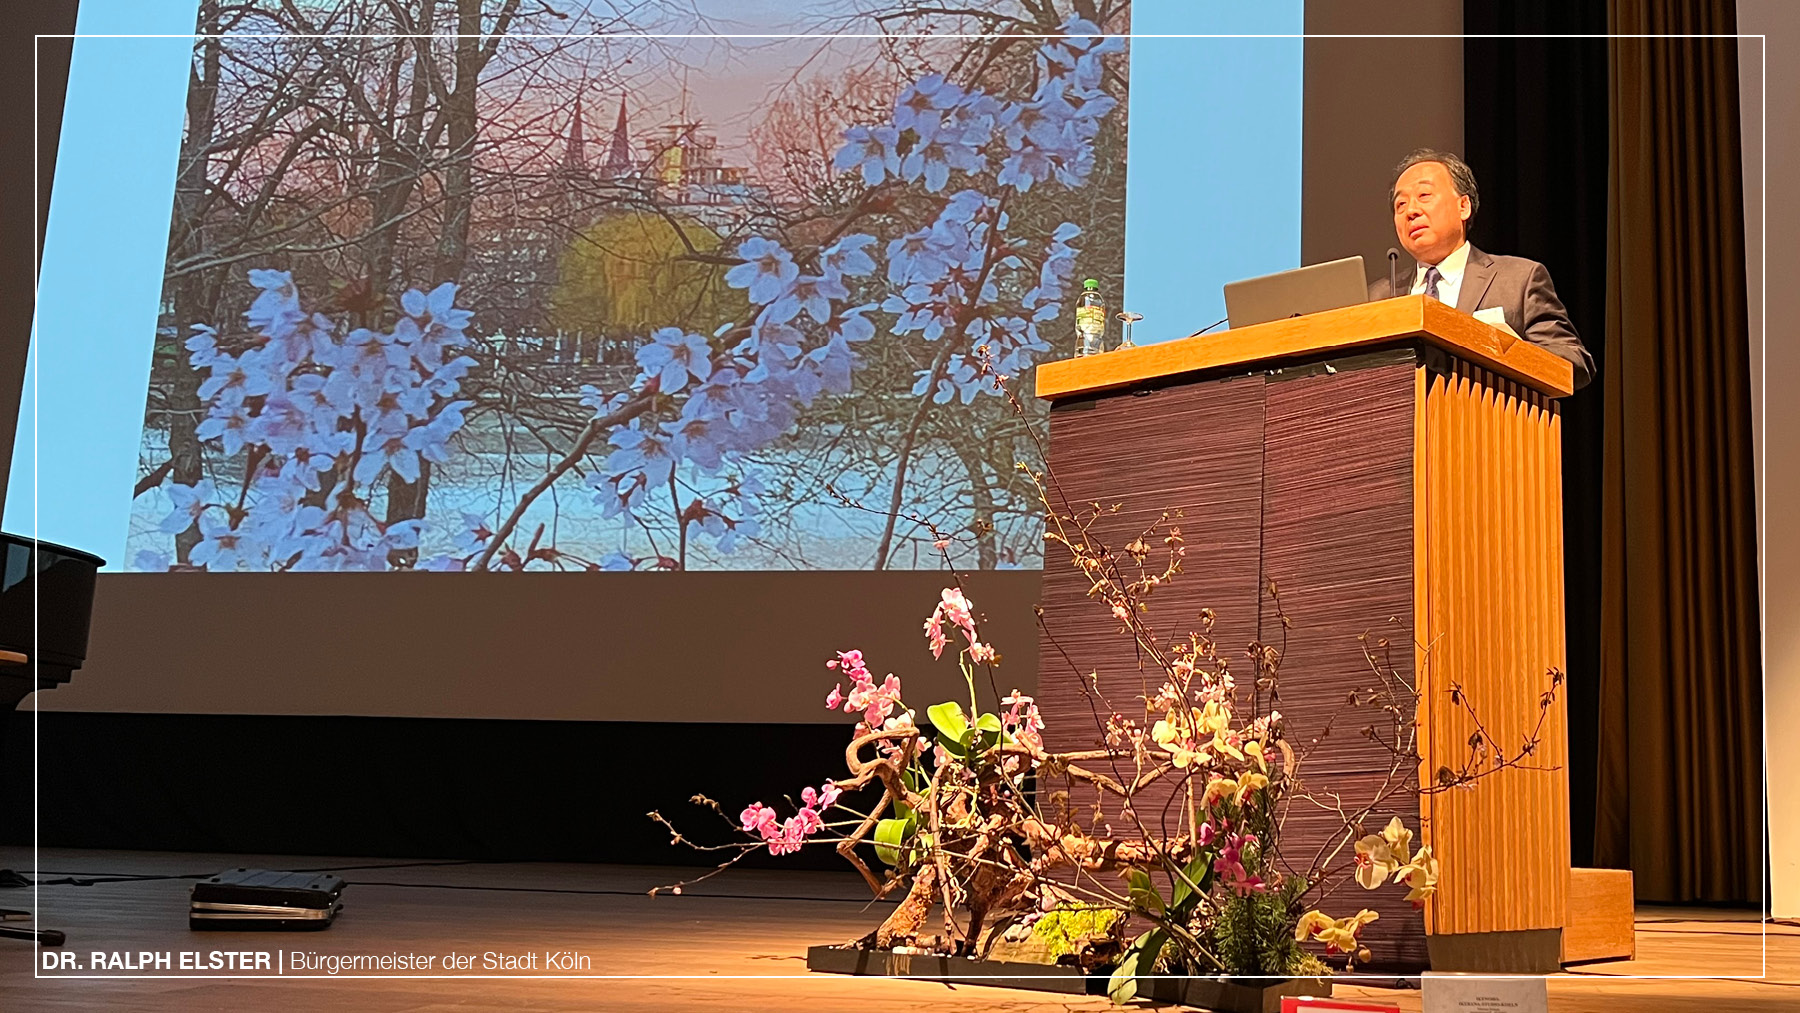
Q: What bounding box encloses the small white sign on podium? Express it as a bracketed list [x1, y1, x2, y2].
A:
[1421, 973, 1549, 1013]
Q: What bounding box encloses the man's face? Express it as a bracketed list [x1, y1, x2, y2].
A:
[1392, 161, 1471, 264]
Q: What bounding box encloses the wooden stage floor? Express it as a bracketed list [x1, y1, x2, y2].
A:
[0, 848, 1793, 1012]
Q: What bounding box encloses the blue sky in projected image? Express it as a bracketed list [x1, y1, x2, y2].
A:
[9, 0, 1301, 570]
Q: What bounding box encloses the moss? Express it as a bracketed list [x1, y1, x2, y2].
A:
[1293, 951, 1330, 978]
[1030, 905, 1122, 958]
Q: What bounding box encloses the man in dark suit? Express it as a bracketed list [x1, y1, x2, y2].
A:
[1368, 149, 1595, 389]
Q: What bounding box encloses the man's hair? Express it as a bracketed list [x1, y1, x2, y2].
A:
[1389, 148, 1480, 228]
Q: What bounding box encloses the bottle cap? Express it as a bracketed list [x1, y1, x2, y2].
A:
[1082, 278, 1099, 290]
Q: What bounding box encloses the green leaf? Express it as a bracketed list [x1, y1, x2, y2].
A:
[975, 712, 1002, 750]
[927, 702, 969, 742]
[1128, 868, 1166, 916]
[1171, 852, 1214, 912]
[1106, 965, 1138, 1005]
[873, 816, 914, 866]
[1107, 928, 1167, 1004]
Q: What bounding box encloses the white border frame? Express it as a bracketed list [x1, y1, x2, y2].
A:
[21, 27, 1773, 987]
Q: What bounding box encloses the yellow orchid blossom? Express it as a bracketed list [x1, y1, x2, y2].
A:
[1233, 771, 1269, 805]
[1166, 743, 1206, 768]
[1353, 816, 1419, 889]
[1151, 716, 1208, 768]
[1202, 776, 1237, 809]
[1379, 815, 1414, 865]
[1151, 717, 1180, 748]
[1243, 738, 1267, 772]
[1394, 844, 1440, 906]
[1295, 908, 1380, 953]
[1353, 833, 1402, 889]
[1198, 700, 1230, 734]
[1293, 910, 1334, 942]
[1210, 726, 1246, 762]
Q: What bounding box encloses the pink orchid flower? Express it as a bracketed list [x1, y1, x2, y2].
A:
[768, 818, 804, 855]
[739, 803, 778, 837]
[925, 588, 979, 657]
[924, 614, 949, 658]
[1214, 831, 1268, 895]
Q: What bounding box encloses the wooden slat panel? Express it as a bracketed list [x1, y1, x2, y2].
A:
[1035, 296, 1574, 401]
[1257, 356, 1427, 969]
[1416, 360, 1571, 940]
[1036, 375, 1267, 846]
[1546, 395, 1572, 896]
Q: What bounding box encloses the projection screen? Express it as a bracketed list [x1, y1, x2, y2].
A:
[8, 0, 1308, 720]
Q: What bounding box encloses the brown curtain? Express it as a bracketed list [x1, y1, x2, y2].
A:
[1595, 0, 1763, 902]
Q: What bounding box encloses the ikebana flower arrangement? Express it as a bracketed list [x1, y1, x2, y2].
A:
[653, 356, 1563, 1002]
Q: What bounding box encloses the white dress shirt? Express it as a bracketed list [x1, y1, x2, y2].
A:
[1411, 240, 1471, 308]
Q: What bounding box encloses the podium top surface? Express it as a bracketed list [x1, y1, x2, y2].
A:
[1034, 295, 1575, 400]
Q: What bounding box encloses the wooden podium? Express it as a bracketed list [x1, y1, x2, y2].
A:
[1033, 296, 1631, 971]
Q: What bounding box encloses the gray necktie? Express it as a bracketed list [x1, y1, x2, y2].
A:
[1424, 265, 1443, 301]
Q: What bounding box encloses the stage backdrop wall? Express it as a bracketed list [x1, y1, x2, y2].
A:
[0, 1, 1468, 726]
[0, 2, 1481, 863]
[1300, 0, 1462, 276]
[3, 2, 1467, 726]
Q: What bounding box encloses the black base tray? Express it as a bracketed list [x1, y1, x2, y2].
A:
[1139, 974, 1333, 1013]
[805, 944, 1096, 995]
[806, 943, 1334, 1011]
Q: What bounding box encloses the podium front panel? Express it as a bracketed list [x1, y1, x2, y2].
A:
[1036, 349, 1429, 968]
[1036, 334, 1573, 972]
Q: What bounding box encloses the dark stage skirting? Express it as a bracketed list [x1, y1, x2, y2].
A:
[2, 712, 865, 869]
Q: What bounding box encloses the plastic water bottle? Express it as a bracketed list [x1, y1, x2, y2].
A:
[1075, 279, 1106, 356]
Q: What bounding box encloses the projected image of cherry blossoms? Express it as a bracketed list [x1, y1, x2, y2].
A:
[126, 0, 1129, 572]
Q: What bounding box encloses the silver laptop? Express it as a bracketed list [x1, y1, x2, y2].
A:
[1221, 255, 1368, 330]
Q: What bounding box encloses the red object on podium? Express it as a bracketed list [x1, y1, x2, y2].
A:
[1280, 998, 1401, 1013]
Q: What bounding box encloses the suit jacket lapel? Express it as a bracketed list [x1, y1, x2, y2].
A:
[1456, 245, 1497, 314]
